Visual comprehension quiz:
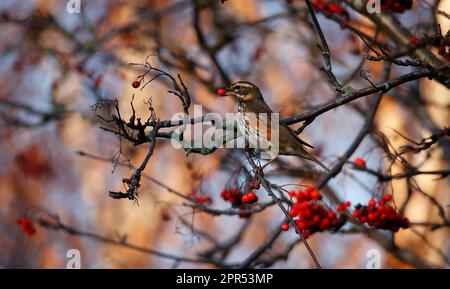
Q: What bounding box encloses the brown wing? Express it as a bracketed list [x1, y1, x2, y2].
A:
[279, 123, 314, 149]
[244, 98, 314, 149]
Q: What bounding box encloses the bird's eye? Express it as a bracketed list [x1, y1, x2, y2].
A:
[234, 85, 240, 90]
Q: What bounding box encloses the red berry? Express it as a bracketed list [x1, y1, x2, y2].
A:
[220, 189, 228, 199]
[16, 218, 36, 236]
[320, 218, 330, 230]
[281, 223, 290, 231]
[328, 4, 343, 14]
[383, 194, 392, 202]
[242, 195, 249, 203]
[384, 205, 394, 215]
[303, 208, 312, 219]
[352, 210, 360, 218]
[310, 190, 322, 200]
[132, 80, 141, 88]
[297, 220, 307, 230]
[218, 88, 226, 96]
[354, 157, 366, 168]
[368, 199, 376, 207]
[246, 192, 258, 203]
[195, 196, 210, 204]
[312, 215, 321, 225]
[336, 204, 346, 212]
[344, 201, 351, 208]
[327, 212, 336, 219]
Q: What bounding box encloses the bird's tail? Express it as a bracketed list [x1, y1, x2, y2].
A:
[306, 154, 331, 172]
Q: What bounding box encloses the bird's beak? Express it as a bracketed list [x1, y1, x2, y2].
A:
[217, 86, 232, 97]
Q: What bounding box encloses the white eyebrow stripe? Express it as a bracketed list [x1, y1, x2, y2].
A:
[234, 82, 254, 88]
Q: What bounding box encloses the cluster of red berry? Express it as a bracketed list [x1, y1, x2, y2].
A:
[189, 191, 212, 205]
[221, 188, 259, 218]
[352, 195, 410, 232]
[242, 192, 258, 204]
[380, 0, 413, 13]
[312, 0, 349, 17]
[221, 188, 244, 206]
[283, 188, 347, 239]
[17, 218, 36, 236]
[336, 201, 352, 212]
[221, 188, 258, 206]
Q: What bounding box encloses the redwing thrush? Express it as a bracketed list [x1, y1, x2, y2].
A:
[219, 81, 330, 172]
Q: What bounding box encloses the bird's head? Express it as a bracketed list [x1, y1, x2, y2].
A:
[218, 81, 262, 103]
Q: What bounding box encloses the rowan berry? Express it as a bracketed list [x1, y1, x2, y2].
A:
[310, 190, 322, 200]
[336, 204, 346, 212]
[246, 192, 258, 203]
[297, 220, 307, 230]
[320, 218, 330, 230]
[16, 218, 36, 236]
[286, 188, 351, 238]
[354, 157, 366, 168]
[132, 80, 141, 88]
[353, 197, 410, 231]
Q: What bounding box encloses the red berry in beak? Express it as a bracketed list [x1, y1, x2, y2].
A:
[218, 88, 226, 96]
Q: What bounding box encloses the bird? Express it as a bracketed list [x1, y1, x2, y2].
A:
[218, 81, 330, 172]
